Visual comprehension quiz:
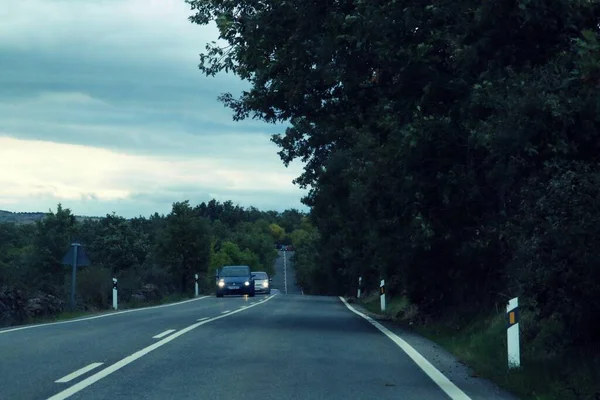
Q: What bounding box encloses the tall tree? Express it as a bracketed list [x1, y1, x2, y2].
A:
[30, 204, 78, 295]
[187, 0, 600, 348]
[156, 201, 211, 293]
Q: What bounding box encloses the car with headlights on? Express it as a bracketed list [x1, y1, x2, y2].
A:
[215, 265, 255, 297]
[251, 271, 272, 295]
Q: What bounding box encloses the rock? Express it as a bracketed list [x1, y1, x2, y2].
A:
[132, 284, 162, 303]
[25, 291, 65, 318]
[131, 293, 146, 302]
[0, 286, 28, 327]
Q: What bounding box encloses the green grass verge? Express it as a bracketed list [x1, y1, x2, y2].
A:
[27, 310, 94, 324]
[18, 293, 201, 327]
[361, 294, 408, 317]
[123, 293, 195, 309]
[359, 295, 599, 400]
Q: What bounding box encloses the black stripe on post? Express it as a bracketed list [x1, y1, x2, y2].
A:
[380, 285, 385, 295]
[113, 281, 118, 290]
[507, 307, 520, 328]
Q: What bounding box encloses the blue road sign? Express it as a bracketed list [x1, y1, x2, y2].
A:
[61, 244, 90, 266]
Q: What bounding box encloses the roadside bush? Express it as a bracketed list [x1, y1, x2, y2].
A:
[76, 266, 112, 310]
[508, 162, 600, 348]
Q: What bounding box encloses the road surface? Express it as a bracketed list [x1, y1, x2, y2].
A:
[0, 253, 517, 400]
[270, 250, 301, 295]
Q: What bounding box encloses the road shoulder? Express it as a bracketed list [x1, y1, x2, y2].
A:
[342, 297, 520, 400]
[0, 295, 210, 334]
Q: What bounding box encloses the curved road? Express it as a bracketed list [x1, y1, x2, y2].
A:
[0, 253, 517, 400]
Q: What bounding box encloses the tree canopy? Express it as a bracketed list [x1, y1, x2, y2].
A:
[187, 0, 600, 355]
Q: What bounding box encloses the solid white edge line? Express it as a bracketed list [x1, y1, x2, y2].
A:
[196, 317, 209, 322]
[221, 310, 232, 314]
[338, 296, 472, 400]
[0, 296, 211, 335]
[152, 329, 176, 339]
[47, 294, 278, 400]
[55, 363, 104, 383]
[283, 251, 288, 295]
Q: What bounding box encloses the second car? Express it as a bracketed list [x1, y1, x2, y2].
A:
[252, 271, 272, 295]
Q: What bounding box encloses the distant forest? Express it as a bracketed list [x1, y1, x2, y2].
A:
[0, 201, 308, 326]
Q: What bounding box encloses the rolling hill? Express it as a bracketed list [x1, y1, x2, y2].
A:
[0, 210, 102, 224]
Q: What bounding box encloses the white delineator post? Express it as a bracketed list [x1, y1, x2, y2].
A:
[357, 276, 362, 299]
[506, 297, 520, 369]
[112, 278, 118, 310]
[194, 273, 199, 297]
[380, 279, 386, 312]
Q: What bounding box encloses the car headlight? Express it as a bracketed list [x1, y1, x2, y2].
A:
[244, 281, 250, 286]
[218, 280, 225, 288]
[262, 281, 269, 287]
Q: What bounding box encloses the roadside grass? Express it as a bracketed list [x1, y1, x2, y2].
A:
[360, 293, 408, 318]
[359, 295, 600, 400]
[18, 293, 203, 327]
[158, 293, 193, 305]
[27, 310, 95, 325]
[123, 292, 195, 309]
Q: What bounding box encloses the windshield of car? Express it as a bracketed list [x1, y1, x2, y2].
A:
[253, 272, 268, 279]
[219, 267, 249, 277]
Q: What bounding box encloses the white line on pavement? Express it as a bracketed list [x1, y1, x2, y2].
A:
[152, 329, 176, 339]
[55, 363, 104, 384]
[221, 310, 231, 314]
[0, 296, 211, 335]
[283, 251, 288, 295]
[339, 297, 472, 400]
[46, 294, 278, 400]
[196, 317, 209, 322]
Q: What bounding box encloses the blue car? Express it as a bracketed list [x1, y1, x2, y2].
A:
[216, 265, 255, 297]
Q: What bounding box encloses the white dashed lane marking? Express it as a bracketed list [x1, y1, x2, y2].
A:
[55, 363, 104, 384]
[152, 329, 176, 339]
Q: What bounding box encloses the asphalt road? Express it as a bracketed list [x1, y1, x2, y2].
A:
[0, 253, 517, 400]
[270, 250, 302, 295]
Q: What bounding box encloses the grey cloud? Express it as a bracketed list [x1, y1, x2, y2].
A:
[0, 48, 274, 129]
[133, 184, 303, 201]
[128, 186, 308, 215]
[0, 49, 289, 173]
[3, 186, 308, 219]
[0, 47, 287, 161]
[0, 0, 306, 215]
[0, 119, 287, 173]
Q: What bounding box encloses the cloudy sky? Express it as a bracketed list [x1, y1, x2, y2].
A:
[0, 0, 307, 218]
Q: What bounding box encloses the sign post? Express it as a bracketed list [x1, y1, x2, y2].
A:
[61, 242, 90, 310]
[507, 297, 521, 369]
[112, 278, 118, 310]
[357, 276, 362, 299]
[194, 273, 199, 297]
[380, 279, 386, 312]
